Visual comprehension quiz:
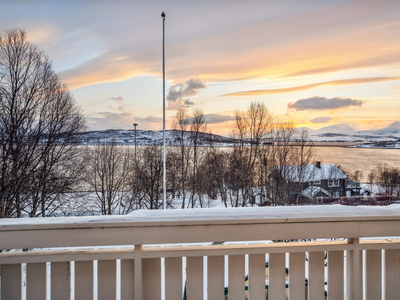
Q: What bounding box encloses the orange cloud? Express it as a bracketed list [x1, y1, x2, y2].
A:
[61, 53, 149, 90]
[48, 1, 400, 92]
[221, 77, 400, 97]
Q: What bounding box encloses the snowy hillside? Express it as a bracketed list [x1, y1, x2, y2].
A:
[77, 121, 400, 146]
[306, 122, 400, 143]
[78, 129, 237, 146]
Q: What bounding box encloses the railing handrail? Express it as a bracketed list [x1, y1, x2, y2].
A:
[2, 205, 400, 300]
[2, 205, 400, 229]
[1, 205, 400, 249]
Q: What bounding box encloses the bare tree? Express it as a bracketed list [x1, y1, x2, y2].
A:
[84, 141, 131, 215]
[204, 145, 229, 207]
[188, 109, 207, 208]
[230, 102, 273, 206]
[171, 108, 191, 208]
[0, 29, 85, 218]
[368, 164, 400, 196]
[268, 122, 307, 205]
[293, 129, 315, 204]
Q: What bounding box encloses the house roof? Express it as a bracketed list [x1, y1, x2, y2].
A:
[346, 179, 361, 189]
[360, 187, 371, 194]
[301, 186, 331, 198]
[273, 164, 347, 182]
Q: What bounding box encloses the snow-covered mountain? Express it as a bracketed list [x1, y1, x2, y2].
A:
[78, 129, 236, 146]
[315, 124, 356, 134]
[77, 121, 400, 146]
[308, 122, 400, 142]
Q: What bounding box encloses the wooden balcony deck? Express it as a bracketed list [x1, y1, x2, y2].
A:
[1, 205, 400, 300]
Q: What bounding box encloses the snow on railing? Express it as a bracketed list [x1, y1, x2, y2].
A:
[1, 205, 400, 300]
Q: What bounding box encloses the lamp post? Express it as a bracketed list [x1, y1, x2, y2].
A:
[133, 123, 138, 210]
[161, 11, 166, 210]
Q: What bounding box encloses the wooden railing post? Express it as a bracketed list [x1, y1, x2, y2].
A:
[347, 238, 361, 300]
[0, 264, 22, 300]
[134, 244, 142, 300]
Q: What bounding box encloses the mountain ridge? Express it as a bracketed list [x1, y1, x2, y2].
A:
[78, 123, 400, 146]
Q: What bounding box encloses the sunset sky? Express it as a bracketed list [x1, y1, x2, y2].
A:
[2, 0, 400, 135]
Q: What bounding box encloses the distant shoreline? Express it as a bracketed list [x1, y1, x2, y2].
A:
[309, 142, 361, 147]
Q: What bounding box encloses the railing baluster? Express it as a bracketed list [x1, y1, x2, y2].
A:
[288, 252, 305, 300]
[143, 258, 161, 300]
[346, 238, 362, 300]
[51, 262, 71, 300]
[207, 256, 224, 300]
[75, 261, 94, 300]
[186, 256, 203, 300]
[121, 259, 135, 300]
[366, 250, 381, 300]
[27, 262, 46, 300]
[228, 255, 245, 300]
[327, 251, 344, 300]
[165, 257, 182, 300]
[248, 254, 265, 300]
[0, 264, 22, 300]
[269, 253, 286, 300]
[385, 249, 400, 299]
[98, 260, 116, 300]
[134, 244, 143, 300]
[308, 252, 324, 300]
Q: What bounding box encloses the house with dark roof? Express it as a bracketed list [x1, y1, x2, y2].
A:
[268, 162, 350, 203]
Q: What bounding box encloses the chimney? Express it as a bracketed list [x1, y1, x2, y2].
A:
[316, 161, 321, 169]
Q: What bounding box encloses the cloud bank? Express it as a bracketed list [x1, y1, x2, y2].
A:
[135, 116, 163, 123]
[167, 79, 206, 102]
[310, 116, 333, 124]
[87, 112, 133, 130]
[222, 77, 400, 97]
[179, 114, 235, 125]
[205, 114, 235, 124]
[288, 96, 363, 111]
[108, 96, 123, 103]
[167, 79, 206, 110]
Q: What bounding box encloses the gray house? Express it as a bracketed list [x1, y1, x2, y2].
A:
[268, 162, 348, 203]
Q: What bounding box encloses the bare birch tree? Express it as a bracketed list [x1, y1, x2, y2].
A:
[188, 109, 207, 208]
[0, 29, 85, 218]
[229, 102, 273, 206]
[171, 108, 191, 208]
[84, 141, 131, 215]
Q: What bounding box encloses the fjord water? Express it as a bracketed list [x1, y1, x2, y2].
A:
[314, 147, 400, 181]
[126, 145, 399, 182]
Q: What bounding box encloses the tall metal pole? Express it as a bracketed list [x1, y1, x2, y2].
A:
[133, 123, 138, 210]
[161, 11, 166, 210]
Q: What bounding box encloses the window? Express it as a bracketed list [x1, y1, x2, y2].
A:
[334, 191, 340, 198]
[312, 180, 321, 185]
[328, 180, 340, 187]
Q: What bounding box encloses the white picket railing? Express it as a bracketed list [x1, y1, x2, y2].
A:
[1, 205, 400, 300]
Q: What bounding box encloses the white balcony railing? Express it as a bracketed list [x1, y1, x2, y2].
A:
[1, 205, 400, 300]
